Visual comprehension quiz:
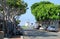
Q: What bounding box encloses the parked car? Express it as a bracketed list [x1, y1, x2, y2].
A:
[39, 27, 44, 30]
[46, 26, 58, 32]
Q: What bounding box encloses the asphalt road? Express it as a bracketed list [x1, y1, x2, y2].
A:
[23, 30, 60, 39]
[3, 29, 60, 39]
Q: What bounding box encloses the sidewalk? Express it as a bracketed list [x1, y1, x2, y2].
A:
[4, 36, 23, 39]
[4, 37, 21, 39]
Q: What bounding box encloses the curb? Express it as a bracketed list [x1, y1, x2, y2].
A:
[4, 36, 23, 39]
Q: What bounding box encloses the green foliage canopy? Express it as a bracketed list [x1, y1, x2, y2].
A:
[31, 1, 60, 21]
[0, 0, 27, 16]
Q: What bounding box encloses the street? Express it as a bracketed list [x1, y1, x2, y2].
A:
[23, 29, 60, 39]
[3, 29, 60, 39]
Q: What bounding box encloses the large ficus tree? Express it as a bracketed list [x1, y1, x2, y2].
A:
[0, 0, 27, 35]
[0, 0, 27, 22]
[31, 1, 60, 21]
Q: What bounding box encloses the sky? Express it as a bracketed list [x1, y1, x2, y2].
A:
[19, 0, 60, 26]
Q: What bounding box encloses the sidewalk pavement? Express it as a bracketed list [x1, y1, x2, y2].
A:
[4, 37, 21, 39]
[4, 36, 23, 39]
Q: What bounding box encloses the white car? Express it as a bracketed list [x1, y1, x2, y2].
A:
[39, 27, 44, 30]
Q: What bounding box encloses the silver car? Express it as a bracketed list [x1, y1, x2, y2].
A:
[47, 26, 58, 32]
